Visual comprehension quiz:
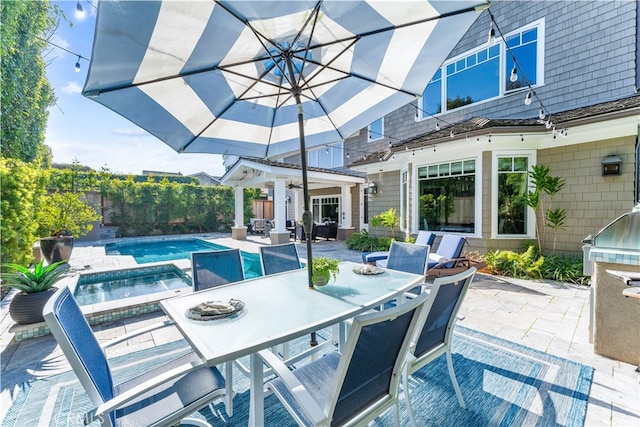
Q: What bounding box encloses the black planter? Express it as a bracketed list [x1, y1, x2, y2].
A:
[40, 237, 74, 264]
[9, 288, 57, 324]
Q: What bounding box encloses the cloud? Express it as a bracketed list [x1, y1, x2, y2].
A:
[49, 34, 70, 59]
[112, 128, 150, 137]
[60, 81, 82, 94]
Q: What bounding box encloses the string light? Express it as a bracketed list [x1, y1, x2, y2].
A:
[524, 90, 532, 105]
[520, 134, 524, 142]
[510, 67, 518, 82]
[450, 130, 455, 138]
[435, 122, 440, 131]
[539, 109, 545, 120]
[75, 56, 81, 72]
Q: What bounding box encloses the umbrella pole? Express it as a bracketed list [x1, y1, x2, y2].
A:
[287, 57, 318, 347]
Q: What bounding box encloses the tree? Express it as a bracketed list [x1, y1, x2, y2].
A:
[523, 165, 566, 254]
[1, 0, 61, 162]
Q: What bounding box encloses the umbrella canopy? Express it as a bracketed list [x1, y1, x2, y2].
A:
[83, 0, 488, 288]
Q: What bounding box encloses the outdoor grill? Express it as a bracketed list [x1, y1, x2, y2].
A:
[584, 210, 640, 366]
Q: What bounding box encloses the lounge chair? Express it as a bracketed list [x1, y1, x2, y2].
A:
[43, 286, 232, 427]
[363, 231, 435, 264]
[259, 291, 432, 426]
[380, 241, 430, 299]
[191, 248, 244, 291]
[403, 267, 477, 426]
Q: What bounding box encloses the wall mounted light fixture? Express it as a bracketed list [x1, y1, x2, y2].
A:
[602, 155, 622, 176]
[367, 182, 377, 194]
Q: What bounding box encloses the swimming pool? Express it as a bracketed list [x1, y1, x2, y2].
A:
[105, 238, 263, 278]
[74, 264, 191, 306]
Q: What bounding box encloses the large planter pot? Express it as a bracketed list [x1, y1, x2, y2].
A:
[9, 288, 57, 324]
[40, 237, 74, 264]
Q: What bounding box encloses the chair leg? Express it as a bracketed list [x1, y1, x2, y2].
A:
[403, 364, 418, 427]
[446, 350, 466, 409]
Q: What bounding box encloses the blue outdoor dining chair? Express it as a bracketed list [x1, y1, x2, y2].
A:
[191, 248, 245, 291]
[259, 291, 432, 427]
[259, 243, 302, 276]
[363, 231, 435, 265]
[403, 267, 477, 427]
[43, 286, 232, 427]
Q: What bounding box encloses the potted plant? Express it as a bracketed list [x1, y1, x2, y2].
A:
[311, 256, 340, 286]
[1, 260, 69, 324]
[37, 191, 100, 263]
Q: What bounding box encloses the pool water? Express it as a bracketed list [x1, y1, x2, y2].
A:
[74, 265, 190, 306]
[105, 238, 263, 278]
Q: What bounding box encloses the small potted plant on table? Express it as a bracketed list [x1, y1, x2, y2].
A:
[311, 257, 340, 287]
[1, 260, 69, 324]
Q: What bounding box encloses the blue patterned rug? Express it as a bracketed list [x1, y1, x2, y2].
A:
[2, 326, 592, 426]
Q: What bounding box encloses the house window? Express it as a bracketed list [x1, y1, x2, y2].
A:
[308, 142, 343, 168]
[312, 196, 340, 223]
[421, 20, 544, 116]
[368, 117, 384, 141]
[417, 159, 475, 233]
[493, 153, 535, 237]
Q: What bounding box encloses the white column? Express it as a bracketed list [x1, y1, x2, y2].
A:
[294, 191, 303, 223]
[273, 178, 286, 232]
[234, 186, 244, 227]
[340, 185, 353, 228]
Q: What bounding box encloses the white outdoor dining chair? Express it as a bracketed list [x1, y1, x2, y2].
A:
[403, 267, 477, 427]
[259, 242, 302, 276]
[364, 231, 436, 265]
[191, 248, 245, 291]
[43, 286, 232, 427]
[382, 241, 430, 300]
[259, 291, 432, 427]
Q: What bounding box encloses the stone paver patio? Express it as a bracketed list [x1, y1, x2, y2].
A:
[1, 233, 638, 426]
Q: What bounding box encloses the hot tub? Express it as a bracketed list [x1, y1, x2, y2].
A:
[586, 210, 640, 365]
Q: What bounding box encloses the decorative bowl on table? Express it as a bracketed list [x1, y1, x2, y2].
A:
[352, 264, 385, 275]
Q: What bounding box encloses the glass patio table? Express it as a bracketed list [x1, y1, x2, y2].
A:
[160, 261, 424, 425]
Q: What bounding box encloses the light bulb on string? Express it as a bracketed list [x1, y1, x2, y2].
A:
[75, 1, 85, 18]
[539, 109, 545, 120]
[435, 122, 440, 131]
[450, 130, 455, 138]
[488, 26, 495, 44]
[510, 67, 518, 82]
[74, 56, 81, 72]
[524, 90, 532, 105]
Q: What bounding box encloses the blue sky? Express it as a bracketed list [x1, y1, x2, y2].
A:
[44, 1, 226, 176]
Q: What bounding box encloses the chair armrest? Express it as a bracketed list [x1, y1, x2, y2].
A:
[85, 359, 204, 424]
[258, 349, 327, 425]
[101, 320, 174, 350]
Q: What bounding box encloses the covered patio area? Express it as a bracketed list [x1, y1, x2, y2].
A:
[221, 157, 366, 244]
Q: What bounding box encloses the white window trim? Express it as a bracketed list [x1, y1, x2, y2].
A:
[412, 156, 482, 238]
[400, 167, 408, 232]
[491, 150, 537, 239]
[417, 18, 545, 120]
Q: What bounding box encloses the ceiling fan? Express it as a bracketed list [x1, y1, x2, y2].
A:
[288, 183, 303, 189]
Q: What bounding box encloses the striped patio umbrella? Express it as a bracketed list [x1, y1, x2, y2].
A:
[83, 0, 488, 289]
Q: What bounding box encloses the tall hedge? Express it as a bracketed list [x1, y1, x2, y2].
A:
[99, 178, 259, 237]
[0, 159, 47, 266]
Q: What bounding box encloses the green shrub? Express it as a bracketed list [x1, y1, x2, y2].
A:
[541, 255, 590, 286]
[345, 230, 391, 252]
[485, 245, 544, 279]
[0, 158, 46, 266]
[485, 246, 589, 285]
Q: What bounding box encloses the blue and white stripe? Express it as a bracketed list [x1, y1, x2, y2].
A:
[84, 0, 487, 158]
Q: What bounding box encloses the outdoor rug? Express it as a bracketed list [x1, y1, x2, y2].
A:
[2, 326, 593, 426]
